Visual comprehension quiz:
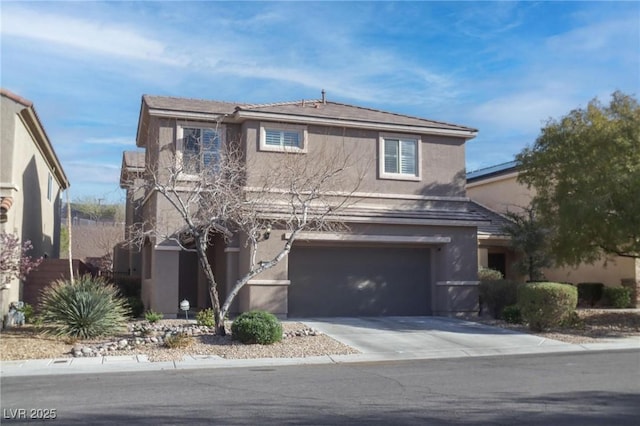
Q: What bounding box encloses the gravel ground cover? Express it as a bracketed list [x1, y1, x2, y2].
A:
[1, 310, 637, 362]
[469, 309, 640, 344]
[0, 321, 358, 362]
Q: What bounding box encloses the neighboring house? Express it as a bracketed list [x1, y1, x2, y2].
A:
[121, 93, 487, 318]
[0, 88, 70, 318]
[61, 223, 124, 274]
[467, 161, 640, 291]
[113, 151, 145, 280]
[467, 200, 520, 281]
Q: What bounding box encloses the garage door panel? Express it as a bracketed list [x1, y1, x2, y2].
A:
[288, 246, 430, 317]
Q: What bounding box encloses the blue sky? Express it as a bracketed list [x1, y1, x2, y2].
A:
[1, 1, 638, 203]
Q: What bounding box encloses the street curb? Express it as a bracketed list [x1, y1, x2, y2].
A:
[2, 339, 638, 378]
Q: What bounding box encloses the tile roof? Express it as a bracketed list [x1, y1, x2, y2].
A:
[143, 95, 246, 115]
[142, 95, 476, 132]
[122, 151, 145, 169]
[468, 201, 513, 235]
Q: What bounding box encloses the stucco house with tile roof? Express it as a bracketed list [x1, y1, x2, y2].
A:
[467, 161, 639, 299]
[0, 88, 70, 319]
[121, 93, 489, 318]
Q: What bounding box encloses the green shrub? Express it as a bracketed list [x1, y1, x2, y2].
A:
[17, 303, 35, 324]
[164, 332, 194, 349]
[478, 267, 504, 282]
[144, 310, 163, 323]
[39, 275, 130, 339]
[479, 279, 520, 319]
[518, 282, 578, 331]
[126, 297, 144, 318]
[577, 282, 604, 307]
[502, 305, 522, 324]
[231, 311, 283, 345]
[603, 286, 632, 309]
[196, 308, 215, 327]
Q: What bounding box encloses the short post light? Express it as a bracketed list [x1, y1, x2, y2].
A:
[180, 299, 190, 320]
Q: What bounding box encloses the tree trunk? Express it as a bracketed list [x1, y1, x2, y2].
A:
[66, 190, 74, 284]
[194, 237, 225, 336]
[219, 232, 298, 322]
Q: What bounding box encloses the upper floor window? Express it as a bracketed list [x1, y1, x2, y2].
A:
[259, 123, 307, 153]
[379, 133, 421, 181]
[47, 173, 53, 201]
[176, 123, 223, 175]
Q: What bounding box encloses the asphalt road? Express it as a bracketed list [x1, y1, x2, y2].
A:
[1, 350, 639, 425]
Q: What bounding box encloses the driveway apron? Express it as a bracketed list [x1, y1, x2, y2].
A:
[301, 316, 572, 359]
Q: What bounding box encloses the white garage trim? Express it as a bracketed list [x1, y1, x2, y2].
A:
[285, 232, 451, 244]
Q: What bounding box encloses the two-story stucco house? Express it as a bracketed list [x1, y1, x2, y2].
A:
[125, 93, 488, 318]
[0, 88, 70, 319]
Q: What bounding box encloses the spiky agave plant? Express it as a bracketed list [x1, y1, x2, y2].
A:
[39, 275, 130, 339]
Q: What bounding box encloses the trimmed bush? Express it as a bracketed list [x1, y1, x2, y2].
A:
[39, 275, 130, 339]
[577, 282, 604, 307]
[231, 311, 283, 345]
[502, 305, 522, 324]
[478, 267, 504, 282]
[518, 282, 578, 331]
[196, 308, 215, 328]
[603, 286, 632, 309]
[479, 279, 520, 319]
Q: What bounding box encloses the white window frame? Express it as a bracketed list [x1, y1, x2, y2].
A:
[259, 122, 308, 153]
[378, 133, 422, 181]
[175, 121, 225, 178]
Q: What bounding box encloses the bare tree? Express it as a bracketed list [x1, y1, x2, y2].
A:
[131, 130, 364, 335]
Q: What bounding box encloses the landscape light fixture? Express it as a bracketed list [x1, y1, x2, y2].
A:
[180, 299, 190, 320]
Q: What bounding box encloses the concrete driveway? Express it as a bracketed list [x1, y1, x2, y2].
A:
[301, 316, 576, 362]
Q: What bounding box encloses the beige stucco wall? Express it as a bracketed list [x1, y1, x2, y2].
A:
[543, 257, 638, 286]
[0, 96, 64, 318]
[242, 120, 467, 200]
[467, 172, 533, 213]
[468, 171, 638, 285]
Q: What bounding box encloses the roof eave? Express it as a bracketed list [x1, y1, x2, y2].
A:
[19, 107, 69, 189]
[235, 110, 478, 139]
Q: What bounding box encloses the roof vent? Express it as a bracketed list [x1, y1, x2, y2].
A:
[321, 89, 326, 104]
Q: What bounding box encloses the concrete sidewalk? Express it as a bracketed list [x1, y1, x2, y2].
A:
[1, 317, 638, 377]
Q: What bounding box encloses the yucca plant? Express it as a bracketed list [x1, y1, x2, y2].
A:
[39, 275, 130, 339]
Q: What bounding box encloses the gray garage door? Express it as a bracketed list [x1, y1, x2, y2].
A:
[288, 245, 431, 317]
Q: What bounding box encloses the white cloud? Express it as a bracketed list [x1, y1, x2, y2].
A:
[546, 16, 639, 57]
[468, 92, 572, 133]
[1, 8, 182, 66]
[85, 137, 135, 146]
